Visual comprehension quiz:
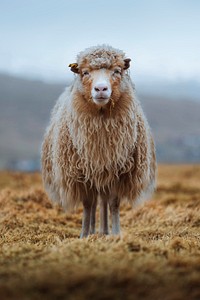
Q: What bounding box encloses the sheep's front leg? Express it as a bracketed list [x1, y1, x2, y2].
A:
[90, 198, 97, 235]
[80, 199, 92, 238]
[109, 197, 120, 235]
[99, 196, 109, 235]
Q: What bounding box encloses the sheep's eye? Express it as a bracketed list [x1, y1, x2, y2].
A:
[113, 69, 121, 75]
[82, 71, 89, 76]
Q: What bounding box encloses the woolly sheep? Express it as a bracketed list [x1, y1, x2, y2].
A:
[41, 45, 156, 238]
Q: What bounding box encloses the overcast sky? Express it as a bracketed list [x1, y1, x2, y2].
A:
[0, 0, 200, 83]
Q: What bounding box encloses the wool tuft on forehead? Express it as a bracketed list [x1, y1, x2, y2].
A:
[76, 45, 126, 70]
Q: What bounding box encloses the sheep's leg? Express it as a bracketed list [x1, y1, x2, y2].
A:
[109, 197, 120, 235]
[80, 199, 92, 238]
[99, 196, 109, 235]
[90, 198, 97, 234]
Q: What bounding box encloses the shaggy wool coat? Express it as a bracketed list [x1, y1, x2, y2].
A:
[41, 45, 156, 211]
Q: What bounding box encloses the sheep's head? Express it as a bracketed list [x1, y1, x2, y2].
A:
[69, 45, 131, 107]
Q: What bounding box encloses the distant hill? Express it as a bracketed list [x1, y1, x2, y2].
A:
[0, 73, 66, 169]
[0, 73, 200, 169]
[135, 77, 200, 102]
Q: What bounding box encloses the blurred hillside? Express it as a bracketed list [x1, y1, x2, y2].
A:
[0, 73, 200, 170]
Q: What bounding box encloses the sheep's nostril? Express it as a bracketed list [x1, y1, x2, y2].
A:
[94, 84, 109, 92]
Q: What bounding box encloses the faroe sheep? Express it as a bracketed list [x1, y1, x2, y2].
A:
[41, 45, 156, 238]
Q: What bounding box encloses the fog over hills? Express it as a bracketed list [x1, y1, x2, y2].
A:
[135, 77, 200, 102]
[0, 73, 200, 170]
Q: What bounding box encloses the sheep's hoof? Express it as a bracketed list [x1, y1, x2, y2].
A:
[99, 231, 109, 236]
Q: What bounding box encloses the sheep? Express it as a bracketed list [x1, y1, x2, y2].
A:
[41, 45, 156, 238]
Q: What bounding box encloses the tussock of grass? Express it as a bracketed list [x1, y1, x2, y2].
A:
[0, 165, 200, 300]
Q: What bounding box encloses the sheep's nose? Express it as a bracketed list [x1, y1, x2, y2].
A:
[94, 84, 108, 92]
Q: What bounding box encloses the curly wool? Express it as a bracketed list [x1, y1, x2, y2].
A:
[76, 44, 126, 70]
[41, 45, 156, 211]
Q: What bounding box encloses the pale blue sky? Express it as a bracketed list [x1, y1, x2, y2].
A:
[0, 0, 200, 82]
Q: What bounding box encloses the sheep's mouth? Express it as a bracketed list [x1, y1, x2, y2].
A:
[93, 96, 110, 106]
[95, 97, 109, 101]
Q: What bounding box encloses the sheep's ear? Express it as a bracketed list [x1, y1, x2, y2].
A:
[124, 58, 131, 70]
[68, 63, 79, 74]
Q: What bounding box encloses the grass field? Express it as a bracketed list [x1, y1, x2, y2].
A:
[0, 165, 200, 300]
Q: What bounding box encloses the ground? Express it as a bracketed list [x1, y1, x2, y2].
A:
[0, 165, 200, 300]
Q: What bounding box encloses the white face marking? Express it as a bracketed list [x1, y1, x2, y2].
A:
[91, 69, 112, 106]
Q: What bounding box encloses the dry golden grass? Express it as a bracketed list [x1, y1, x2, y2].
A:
[0, 165, 200, 300]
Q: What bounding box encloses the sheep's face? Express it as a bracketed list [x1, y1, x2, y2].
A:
[80, 66, 129, 107]
[82, 68, 119, 106]
[69, 46, 131, 107]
